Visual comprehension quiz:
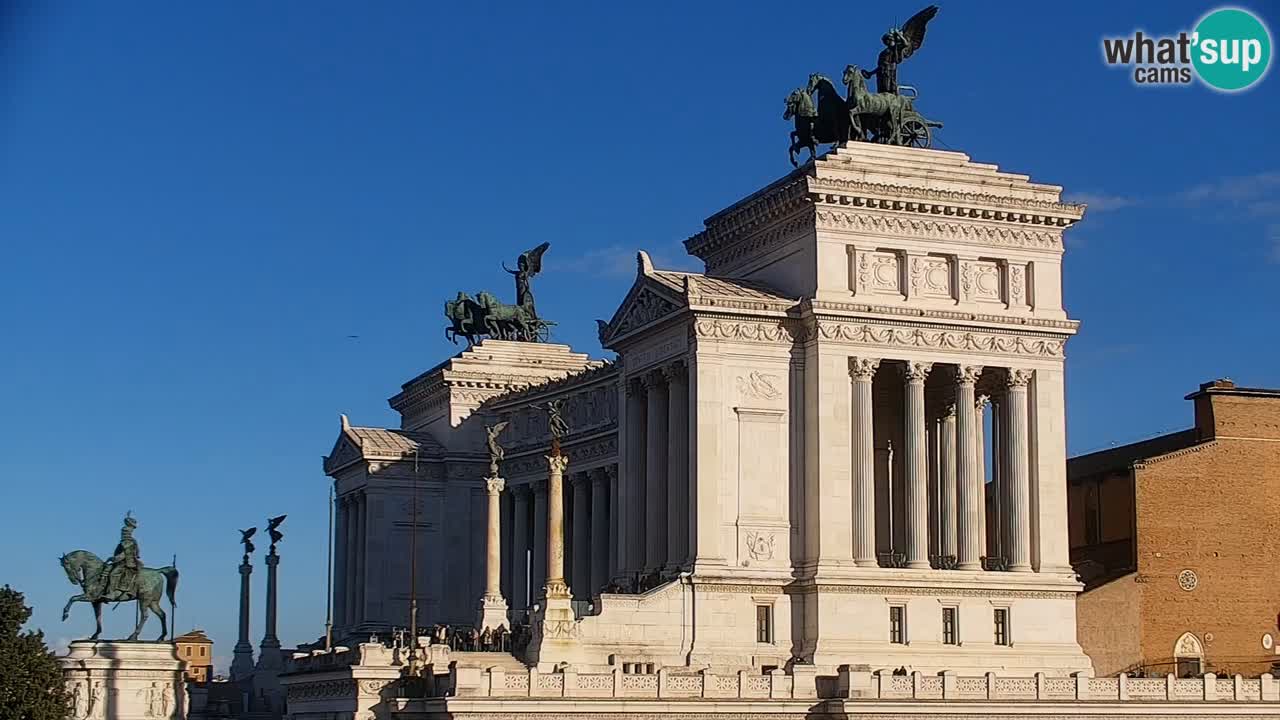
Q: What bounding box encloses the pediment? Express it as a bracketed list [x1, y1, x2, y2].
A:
[323, 431, 362, 475]
[599, 278, 685, 347]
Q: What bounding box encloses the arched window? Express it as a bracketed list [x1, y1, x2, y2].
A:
[1174, 632, 1204, 677]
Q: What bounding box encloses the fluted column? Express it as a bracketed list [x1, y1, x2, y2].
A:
[955, 366, 984, 570]
[332, 498, 347, 634]
[606, 464, 619, 579]
[344, 495, 357, 626]
[850, 357, 880, 567]
[590, 468, 609, 594]
[992, 396, 1006, 563]
[903, 361, 933, 569]
[975, 395, 989, 561]
[544, 454, 571, 599]
[622, 380, 647, 578]
[571, 473, 591, 599]
[939, 404, 958, 563]
[532, 481, 548, 597]
[644, 371, 669, 572]
[512, 486, 531, 613]
[1005, 369, 1033, 572]
[665, 362, 690, 569]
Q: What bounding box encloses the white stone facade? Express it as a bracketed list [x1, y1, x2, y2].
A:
[61, 641, 186, 720]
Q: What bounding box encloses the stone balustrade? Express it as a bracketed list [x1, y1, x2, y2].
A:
[449, 665, 1280, 704]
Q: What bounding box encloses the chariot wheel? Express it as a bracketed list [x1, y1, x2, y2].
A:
[900, 117, 931, 148]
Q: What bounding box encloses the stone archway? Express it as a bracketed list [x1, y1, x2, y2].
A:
[1174, 632, 1204, 677]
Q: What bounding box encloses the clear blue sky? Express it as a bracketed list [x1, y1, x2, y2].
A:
[2, 2, 1276, 672]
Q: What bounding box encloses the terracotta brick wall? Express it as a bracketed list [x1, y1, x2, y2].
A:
[1076, 572, 1142, 675]
[1134, 432, 1280, 676]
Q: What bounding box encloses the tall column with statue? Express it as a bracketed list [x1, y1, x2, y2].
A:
[478, 422, 511, 631]
[254, 515, 287, 716]
[231, 527, 256, 680]
[526, 399, 583, 669]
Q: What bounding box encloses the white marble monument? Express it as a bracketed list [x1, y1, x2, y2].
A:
[61, 641, 185, 720]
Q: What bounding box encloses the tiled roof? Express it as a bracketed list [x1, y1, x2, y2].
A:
[174, 629, 212, 644]
[347, 426, 445, 458]
[649, 270, 793, 304]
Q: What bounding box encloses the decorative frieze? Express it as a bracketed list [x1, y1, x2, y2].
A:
[816, 209, 1064, 251]
[816, 321, 1066, 359]
[693, 319, 795, 344]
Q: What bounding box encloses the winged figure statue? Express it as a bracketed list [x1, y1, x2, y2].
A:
[503, 242, 550, 317]
[862, 5, 939, 95]
[485, 421, 509, 477]
[239, 527, 257, 556]
[266, 515, 286, 548]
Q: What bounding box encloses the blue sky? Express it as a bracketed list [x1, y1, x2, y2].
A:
[1, 2, 1276, 672]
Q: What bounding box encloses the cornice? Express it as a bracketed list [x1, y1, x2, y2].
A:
[1133, 440, 1218, 468]
[806, 176, 1083, 224]
[815, 208, 1063, 252]
[487, 360, 617, 409]
[807, 299, 1079, 334]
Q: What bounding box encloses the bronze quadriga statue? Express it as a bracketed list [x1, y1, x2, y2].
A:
[445, 242, 556, 345]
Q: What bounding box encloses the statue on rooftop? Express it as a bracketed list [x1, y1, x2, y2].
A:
[444, 244, 556, 346]
[783, 5, 942, 160]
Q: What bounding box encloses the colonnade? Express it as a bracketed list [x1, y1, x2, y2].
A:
[505, 464, 618, 614]
[853, 359, 1037, 572]
[332, 490, 367, 634]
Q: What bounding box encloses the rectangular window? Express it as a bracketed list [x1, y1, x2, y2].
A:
[756, 605, 774, 644]
[942, 607, 958, 645]
[889, 606, 905, 644]
[993, 608, 1009, 646]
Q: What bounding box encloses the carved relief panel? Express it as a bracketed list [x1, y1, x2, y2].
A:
[852, 248, 905, 299]
[910, 254, 953, 300]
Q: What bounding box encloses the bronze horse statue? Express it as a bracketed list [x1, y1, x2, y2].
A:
[843, 64, 915, 145]
[60, 550, 179, 641]
[445, 291, 535, 346]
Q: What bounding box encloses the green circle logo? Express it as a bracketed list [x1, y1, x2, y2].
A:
[1192, 7, 1272, 91]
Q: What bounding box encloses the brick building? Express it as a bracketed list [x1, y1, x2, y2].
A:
[174, 629, 214, 684]
[1068, 379, 1280, 677]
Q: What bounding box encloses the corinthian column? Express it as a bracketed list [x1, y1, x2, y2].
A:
[850, 357, 880, 567]
[1005, 369, 1034, 572]
[590, 468, 609, 594]
[955, 365, 984, 570]
[570, 473, 590, 599]
[903, 361, 933, 569]
[512, 486, 530, 613]
[477, 476, 509, 630]
[665, 362, 690, 569]
[544, 454, 571, 599]
[644, 371, 669, 572]
[975, 395, 990, 560]
[939, 404, 958, 564]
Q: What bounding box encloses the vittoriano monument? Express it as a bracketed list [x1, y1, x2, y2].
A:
[785, 4, 942, 165]
[59, 513, 180, 641]
[445, 242, 556, 346]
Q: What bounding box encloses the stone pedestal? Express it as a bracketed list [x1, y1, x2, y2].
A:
[61, 641, 186, 720]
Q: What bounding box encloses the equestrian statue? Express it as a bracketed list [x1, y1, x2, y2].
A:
[60, 513, 180, 641]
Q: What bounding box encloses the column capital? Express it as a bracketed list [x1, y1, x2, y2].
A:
[956, 365, 984, 386]
[510, 483, 531, 499]
[975, 394, 991, 412]
[902, 361, 933, 383]
[570, 471, 592, 488]
[661, 360, 688, 384]
[641, 369, 668, 390]
[942, 402, 957, 419]
[848, 356, 881, 380]
[546, 454, 570, 474]
[484, 476, 506, 495]
[1005, 368, 1034, 389]
[625, 377, 646, 397]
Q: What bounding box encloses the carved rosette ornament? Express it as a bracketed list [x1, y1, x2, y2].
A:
[903, 361, 933, 384]
[956, 364, 983, 386]
[848, 356, 880, 380]
[1005, 368, 1034, 389]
